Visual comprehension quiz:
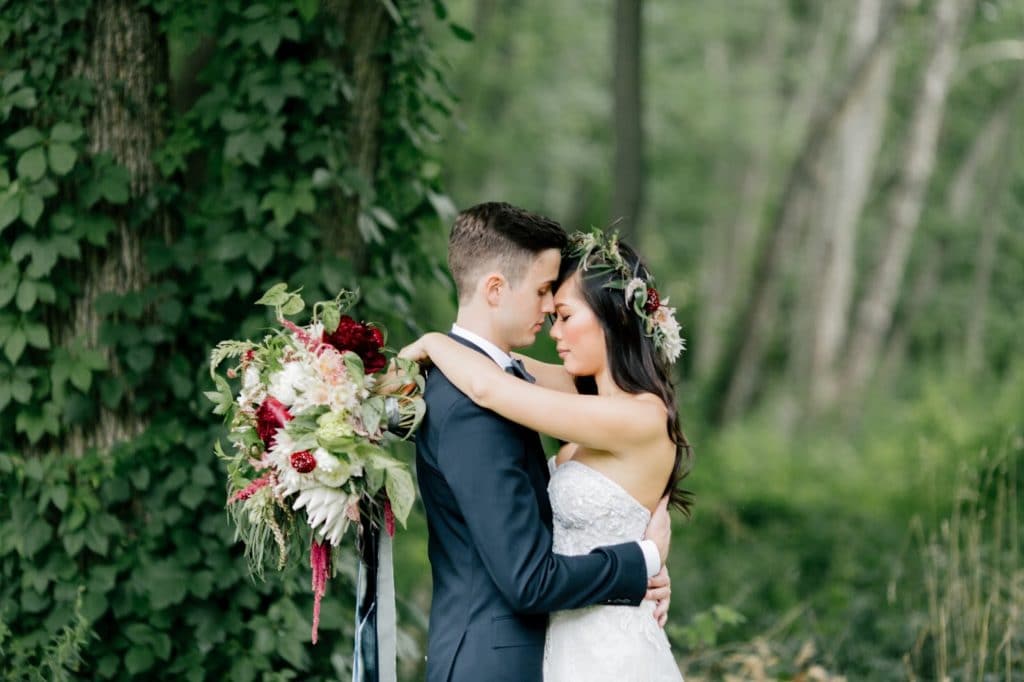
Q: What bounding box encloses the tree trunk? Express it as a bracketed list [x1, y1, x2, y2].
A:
[57, 0, 170, 457]
[964, 134, 1017, 371]
[841, 0, 974, 399]
[611, 0, 644, 245]
[321, 0, 395, 268]
[697, 10, 788, 380]
[879, 73, 1021, 376]
[707, 0, 907, 423]
[801, 0, 895, 409]
[695, 38, 733, 379]
[780, 4, 846, 143]
[878, 241, 944, 378]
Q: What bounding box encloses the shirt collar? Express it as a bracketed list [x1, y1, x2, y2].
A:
[450, 324, 513, 369]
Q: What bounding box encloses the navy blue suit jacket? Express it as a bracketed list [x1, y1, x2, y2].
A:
[415, 335, 647, 682]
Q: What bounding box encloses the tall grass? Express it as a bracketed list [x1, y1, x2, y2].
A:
[905, 436, 1023, 681]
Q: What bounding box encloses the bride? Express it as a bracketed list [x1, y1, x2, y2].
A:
[401, 230, 691, 681]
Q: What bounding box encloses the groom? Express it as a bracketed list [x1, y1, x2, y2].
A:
[415, 202, 671, 682]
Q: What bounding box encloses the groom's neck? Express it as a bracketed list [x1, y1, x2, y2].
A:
[454, 309, 510, 353]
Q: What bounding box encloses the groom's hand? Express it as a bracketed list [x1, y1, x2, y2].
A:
[644, 495, 671, 564]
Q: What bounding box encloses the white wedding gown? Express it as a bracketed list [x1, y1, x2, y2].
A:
[543, 460, 684, 681]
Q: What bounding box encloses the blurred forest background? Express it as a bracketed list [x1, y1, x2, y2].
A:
[1, 0, 1022, 680]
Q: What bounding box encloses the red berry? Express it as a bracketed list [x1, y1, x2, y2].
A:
[644, 287, 660, 313]
[290, 450, 317, 473]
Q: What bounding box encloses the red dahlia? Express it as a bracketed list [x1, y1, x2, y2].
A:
[322, 315, 387, 374]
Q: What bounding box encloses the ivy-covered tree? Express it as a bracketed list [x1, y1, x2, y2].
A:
[0, 1, 456, 679]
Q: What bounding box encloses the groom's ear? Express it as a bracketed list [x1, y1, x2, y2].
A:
[482, 272, 506, 307]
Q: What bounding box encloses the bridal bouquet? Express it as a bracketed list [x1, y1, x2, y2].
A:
[206, 284, 424, 643]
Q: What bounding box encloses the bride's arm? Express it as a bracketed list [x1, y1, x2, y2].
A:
[400, 333, 664, 454]
[511, 353, 577, 394]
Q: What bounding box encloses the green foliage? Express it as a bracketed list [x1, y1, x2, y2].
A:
[1, 425, 364, 679]
[1, 0, 455, 678]
[670, 364, 1024, 678]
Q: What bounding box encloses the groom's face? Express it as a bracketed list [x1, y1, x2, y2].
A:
[496, 248, 561, 350]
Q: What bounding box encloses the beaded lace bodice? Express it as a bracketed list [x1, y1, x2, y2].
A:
[549, 460, 651, 555]
[543, 459, 683, 681]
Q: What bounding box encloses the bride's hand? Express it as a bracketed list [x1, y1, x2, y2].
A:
[398, 334, 433, 365]
[645, 566, 671, 628]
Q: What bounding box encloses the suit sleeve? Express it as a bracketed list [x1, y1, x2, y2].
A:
[437, 399, 647, 614]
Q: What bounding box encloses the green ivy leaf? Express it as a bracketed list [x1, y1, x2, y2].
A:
[20, 192, 44, 227]
[24, 323, 49, 349]
[6, 127, 43, 150]
[0, 264, 17, 307]
[8, 87, 37, 110]
[98, 167, 130, 204]
[10, 234, 35, 263]
[294, 0, 318, 21]
[4, 329, 26, 363]
[48, 142, 77, 175]
[125, 346, 154, 373]
[63, 531, 85, 557]
[15, 280, 37, 311]
[125, 646, 155, 675]
[51, 485, 69, 511]
[0, 190, 19, 233]
[16, 147, 46, 182]
[69, 363, 92, 392]
[246, 236, 273, 269]
[50, 122, 83, 143]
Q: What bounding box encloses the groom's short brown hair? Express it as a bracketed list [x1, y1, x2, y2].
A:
[448, 202, 567, 303]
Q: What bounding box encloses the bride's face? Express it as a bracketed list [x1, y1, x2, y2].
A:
[549, 273, 607, 377]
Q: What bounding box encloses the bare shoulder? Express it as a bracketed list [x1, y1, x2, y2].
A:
[631, 392, 671, 421]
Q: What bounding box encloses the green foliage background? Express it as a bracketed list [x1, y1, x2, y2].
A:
[1, 0, 1022, 680]
[1, 1, 456, 679]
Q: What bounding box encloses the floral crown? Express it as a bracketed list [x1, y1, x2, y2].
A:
[567, 229, 685, 364]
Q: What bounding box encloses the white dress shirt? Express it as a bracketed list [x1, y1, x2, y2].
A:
[449, 325, 662, 579]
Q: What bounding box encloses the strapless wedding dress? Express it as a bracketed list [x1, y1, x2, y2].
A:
[543, 460, 684, 681]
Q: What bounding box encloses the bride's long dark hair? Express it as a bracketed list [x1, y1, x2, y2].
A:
[556, 240, 694, 516]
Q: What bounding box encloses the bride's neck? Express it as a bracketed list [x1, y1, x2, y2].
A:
[594, 366, 623, 396]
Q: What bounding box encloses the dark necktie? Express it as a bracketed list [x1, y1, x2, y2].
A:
[505, 357, 536, 383]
